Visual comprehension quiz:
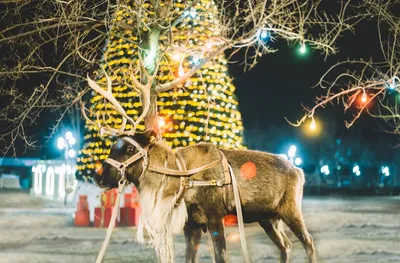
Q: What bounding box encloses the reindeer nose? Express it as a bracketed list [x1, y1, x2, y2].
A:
[95, 161, 103, 176]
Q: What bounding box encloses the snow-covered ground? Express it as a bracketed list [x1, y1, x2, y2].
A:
[0, 190, 399, 263]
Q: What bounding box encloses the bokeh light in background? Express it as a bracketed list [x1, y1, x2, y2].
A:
[240, 161, 257, 179]
[353, 165, 361, 176]
[294, 157, 302, 166]
[226, 232, 241, 243]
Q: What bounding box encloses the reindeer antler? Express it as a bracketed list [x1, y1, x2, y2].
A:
[126, 55, 159, 133]
[80, 101, 114, 137]
[83, 63, 159, 137]
[87, 71, 136, 130]
[82, 70, 136, 136]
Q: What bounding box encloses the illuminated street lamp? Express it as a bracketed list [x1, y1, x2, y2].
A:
[352, 165, 361, 176]
[288, 145, 297, 158]
[321, 165, 330, 175]
[287, 145, 298, 165]
[57, 131, 76, 205]
[381, 166, 390, 177]
[294, 157, 302, 166]
[57, 137, 65, 150]
[285, 145, 302, 166]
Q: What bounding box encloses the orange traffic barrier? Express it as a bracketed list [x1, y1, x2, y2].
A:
[120, 189, 141, 226]
[74, 195, 90, 226]
[124, 193, 135, 207]
[120, 206, 141, 226]
[223, 214, 238, 226]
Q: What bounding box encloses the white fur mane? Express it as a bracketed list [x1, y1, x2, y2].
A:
[137, 184, 187, 263]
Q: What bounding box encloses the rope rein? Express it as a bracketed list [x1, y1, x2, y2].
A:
[95, 137, 251, 263]
[229, 165, 251, 263]
[95, 171, 126, 263]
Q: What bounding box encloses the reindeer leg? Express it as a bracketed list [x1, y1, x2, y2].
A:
[207, 220, 227, 263]
[280, 210, 317, 263]
[259, 218, 292, 263]
[184, 222, 203, 263]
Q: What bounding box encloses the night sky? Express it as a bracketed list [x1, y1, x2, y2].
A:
[230, 19, 396, 144]
[232, 20, 380, 129]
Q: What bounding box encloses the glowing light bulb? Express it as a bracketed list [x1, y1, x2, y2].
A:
[310, 119, 316, 131]
[260, 31, 268, 39]
[258, 29, 269, 41]
[361, 93, 367, 103]
[299, 43, 307, 54]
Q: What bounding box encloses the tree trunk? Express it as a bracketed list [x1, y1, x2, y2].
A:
[141, 27, 162, 139]
[143, 88, 161, 139]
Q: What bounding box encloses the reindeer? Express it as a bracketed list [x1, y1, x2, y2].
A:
[83, 75, 317, 263]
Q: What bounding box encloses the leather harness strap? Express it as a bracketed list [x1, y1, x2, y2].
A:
[105, 137, 148, 176]
[105, 136, 233, 208]
[172, 152, 188, 206]
[147, 158, 222, 177]
[149, 150, 233, 208]
[220, 151, 232, 211]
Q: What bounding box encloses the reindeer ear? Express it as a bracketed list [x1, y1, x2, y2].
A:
[144, 129, 157, 144]
[134, 129, 158, 146]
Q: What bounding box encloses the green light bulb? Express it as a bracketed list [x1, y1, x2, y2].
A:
[299, 43, 307, 54]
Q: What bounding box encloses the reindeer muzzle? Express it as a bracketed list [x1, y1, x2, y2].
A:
[104, 137, 148, 182]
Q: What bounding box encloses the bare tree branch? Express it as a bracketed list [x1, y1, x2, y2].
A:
[294, 0, 400, 135]
[0, 0, 366, 154]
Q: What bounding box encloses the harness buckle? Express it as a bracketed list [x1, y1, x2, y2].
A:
[182, 179, 194, 188]
[210, 180, 218, 186]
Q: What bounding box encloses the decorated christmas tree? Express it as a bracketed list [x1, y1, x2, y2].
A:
[77, 0, 244, 179]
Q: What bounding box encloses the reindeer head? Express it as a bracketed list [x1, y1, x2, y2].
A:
[81, 68, 158, 189]
[94, 130, 156, 189]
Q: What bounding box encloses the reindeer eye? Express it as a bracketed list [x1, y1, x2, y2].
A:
[127, 146, 135, 153]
